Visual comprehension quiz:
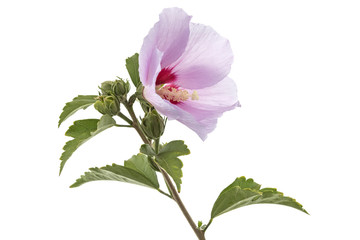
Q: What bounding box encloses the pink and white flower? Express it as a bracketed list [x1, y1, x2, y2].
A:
[139, 8, 240, 140]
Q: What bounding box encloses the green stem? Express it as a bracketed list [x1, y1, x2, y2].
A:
[157, 189, 173, 199]
[154, 138, 160, 154]
[116, 112, 133, 125]
[203, 218, 213, 233]
[124, 101, 205, 240]
[115, 124, 132, 128]
[123, 103, 150, 145]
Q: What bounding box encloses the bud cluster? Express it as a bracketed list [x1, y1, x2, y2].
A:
[94, 78, 130, 116]
[99, 78, 130, 99]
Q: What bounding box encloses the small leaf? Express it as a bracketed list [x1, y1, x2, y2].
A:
[124, 154, 159, 188]
[58, 95, 97, 127]
[59, 115, 116, 174]
[211, 177, 308, 219]
[140, 141, 190, 192]
[140, 144, 156, 156]
[157, 140, 190, 160]
[70, 163, 159, 189]
[125, 53, 140, 88]
[157, 141, 189, 192]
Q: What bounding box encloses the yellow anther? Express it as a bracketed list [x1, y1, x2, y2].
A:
[191, 90, 199, 100]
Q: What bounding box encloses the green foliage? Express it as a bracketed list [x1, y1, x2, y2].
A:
[211, 177, 308, 219]
[70, 154, 159, 189]
[59, 115, 117, 174]
[126, 53, 141, 88]
[124, 154, 159, 188]
[140, 140, 190, 192]
[58, 95, 97, 127]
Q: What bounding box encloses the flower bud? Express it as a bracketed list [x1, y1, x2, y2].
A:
[94, 96, 120, 116]
[99, 81, 114, 96]
[112, 78, 130, 97]
[141, 110, 165, 140]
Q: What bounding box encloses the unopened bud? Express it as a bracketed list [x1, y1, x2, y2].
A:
[99, 81, 114, 96]
[112, 78, 130, 97]
[94, 96, 120, 116]
[141, 110, 165, 140]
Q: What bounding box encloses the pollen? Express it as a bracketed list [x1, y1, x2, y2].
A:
[156, 85, 190, 103]
[191, 90, 199, 100]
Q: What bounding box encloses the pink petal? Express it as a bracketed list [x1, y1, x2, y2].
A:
[177, 117, 218, 141]
[139, 44, 163, 86]
[139, 8, 191, 86]
[143, 85, 218, 140]
[177, 77, 240, 121]
[143, 85, 181, 119]
[170, 23, 233, 89]
[157, 8, 192, 68]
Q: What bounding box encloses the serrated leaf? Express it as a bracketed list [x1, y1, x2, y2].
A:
[124, 154, 159, 188]
[125, 53, 140, 88]
[157, 140, 190, 160]
[59, 115, 116, 174]
[211, 177, 308, 219]
[58, 95, 97, 127]
[70, 163, 159, 189]
[141, 141, 190, 193]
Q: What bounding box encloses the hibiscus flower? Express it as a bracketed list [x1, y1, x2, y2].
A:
[139, 7, 240, 140]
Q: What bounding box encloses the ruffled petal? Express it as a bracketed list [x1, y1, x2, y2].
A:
[144, 85, 218, 140]
[170, 23, 233, 89]
[177, 77, 240, 121]
[139, 42, 163, 86]
[177, 116, 218, 141]
[139, 8, 191, 86]
[157, 8, 192, 68]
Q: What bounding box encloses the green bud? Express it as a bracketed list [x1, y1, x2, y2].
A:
[99, 81, 114, 95]
[112, 78, 130, 97]
[94, 96, 120, 116]
[141, 110, 165, 140]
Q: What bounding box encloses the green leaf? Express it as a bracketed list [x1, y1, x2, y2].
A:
[139, 144, 156, 156]
[211, 177, 308, 219]
[157, 140, 190, 160]
[140, 140, 190, 192]
[124, 154, 159, 188]
[125, 53, 140, 88]
[70, 163, 159, 189]
[58, 95, 98, 127]
[59, 115, 116, 174]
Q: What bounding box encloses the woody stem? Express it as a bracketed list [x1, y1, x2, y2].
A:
[123, 101, 205, 240]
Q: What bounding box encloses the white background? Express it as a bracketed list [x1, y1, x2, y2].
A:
[1, 0, 359, 239]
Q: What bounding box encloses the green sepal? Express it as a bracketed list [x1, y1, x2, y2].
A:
[59, 115, 116, 174]
[211, 177, 308, 219]
[125, 53, 140, 88]
[58, 95, 97, 127]
[140, 140, 190, 192]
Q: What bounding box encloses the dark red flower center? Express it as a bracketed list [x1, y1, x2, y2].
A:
[156, 67, 177, 85]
